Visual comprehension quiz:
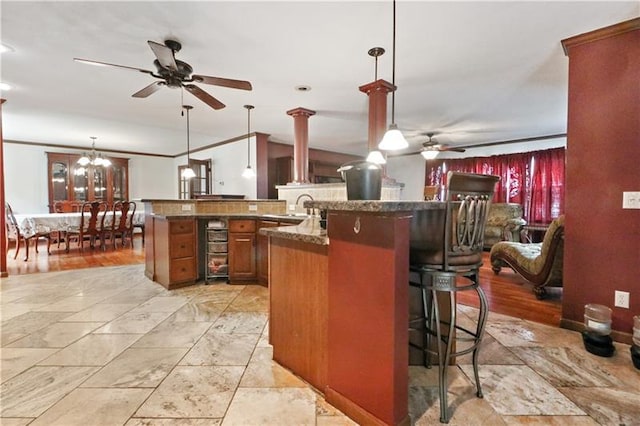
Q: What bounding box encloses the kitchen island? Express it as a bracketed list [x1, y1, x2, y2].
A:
[263, 201, 445, 426]
[141, 198, 303, 289]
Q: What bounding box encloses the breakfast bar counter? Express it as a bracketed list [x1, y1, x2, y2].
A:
[263, 201, 444, 426]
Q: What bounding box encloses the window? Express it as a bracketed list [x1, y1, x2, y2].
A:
[179, 159, 212, 199]
[425, 147, 565, 224]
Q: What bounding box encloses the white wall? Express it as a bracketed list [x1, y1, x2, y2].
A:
[4, 142, 175, 214]
[178, 136, 257, 199]
[4, 134, 258, 214]
[385, 136, 566, 201]
[386, 156, 426, 201]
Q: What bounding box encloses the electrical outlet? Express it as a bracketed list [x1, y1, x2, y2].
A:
[622, 192, 640, 209]
[181, 204, 192, 211]
[614, 290, 630, 308]
[289, 204, 296, 211]
[248, 204, 258, 212]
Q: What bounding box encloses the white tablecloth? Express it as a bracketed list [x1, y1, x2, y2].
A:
[14, 211, 145, 239]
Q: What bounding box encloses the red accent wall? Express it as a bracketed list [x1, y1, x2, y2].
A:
[562, 20, 640, 335]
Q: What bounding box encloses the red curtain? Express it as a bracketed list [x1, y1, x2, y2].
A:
[529, 148, 565, 223]
[425, 148, 564, 223]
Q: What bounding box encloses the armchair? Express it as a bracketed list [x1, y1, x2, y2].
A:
[490, 215, 565, 299]
[483, 202, 527, 249]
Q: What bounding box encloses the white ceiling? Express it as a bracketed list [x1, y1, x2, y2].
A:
[1, 1, 638, 157]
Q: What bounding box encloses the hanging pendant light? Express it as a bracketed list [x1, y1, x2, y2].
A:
[366, 150, 387, 164]
[181, 105, 196, 179]
[242, 104, 256, 179]
[378, 0, 408, 151]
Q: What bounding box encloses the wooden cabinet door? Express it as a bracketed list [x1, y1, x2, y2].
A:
[229, 232, 256, 281]
[257, 220, 279, 286]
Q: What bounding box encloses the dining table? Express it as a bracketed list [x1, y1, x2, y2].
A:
[14, 210, 145, 239]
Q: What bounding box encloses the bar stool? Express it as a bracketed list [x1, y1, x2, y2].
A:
[409, 171, 499, 423]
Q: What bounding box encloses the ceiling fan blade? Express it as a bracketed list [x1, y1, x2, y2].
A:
[74, 58, 153, 75]
[184, 84, 225, 110]
[147, 40, 178, 71]
[192, 75, 252, 91]
[445, 147, 466, 153]
[132, 81, 165, 98]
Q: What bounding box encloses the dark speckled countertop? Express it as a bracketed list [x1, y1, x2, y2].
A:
[259, 217, 328, 245]
[261, 201, 445, 246]
[304, 200, 444, 212]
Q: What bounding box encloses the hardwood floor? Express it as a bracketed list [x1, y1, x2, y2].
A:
[5, 235, 145, 275]
[4, 239, 562, 327]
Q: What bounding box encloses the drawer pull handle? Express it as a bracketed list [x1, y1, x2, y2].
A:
[353, 217, 361, 234]
[236, 238, 251, 242]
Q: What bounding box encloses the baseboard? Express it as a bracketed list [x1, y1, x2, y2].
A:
[560, 318, 633, 345]
[324, 386, 410, 426]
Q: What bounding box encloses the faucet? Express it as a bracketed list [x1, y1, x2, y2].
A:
[295, 193, 314, 215]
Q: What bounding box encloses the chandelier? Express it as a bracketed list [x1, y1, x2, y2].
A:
[78, 136, 112, 167]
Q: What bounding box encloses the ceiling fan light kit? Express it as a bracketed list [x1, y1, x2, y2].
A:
[421, 149, 439, 160]
[419, 132, 466, 158]
[378, 0, 409, 152]
[74, 39, 252, 110]
[242, 105, 256, 179]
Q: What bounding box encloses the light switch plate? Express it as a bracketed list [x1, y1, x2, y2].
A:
[181, 204, 192, 211]
[622, 192, 640, 209]
[248, 204, 258, 211]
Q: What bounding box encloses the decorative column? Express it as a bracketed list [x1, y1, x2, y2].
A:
[254, 132, 271, 199]
[286, 107, 316, 184]
[358, 79, 395, 152]
[1, 99, 7, 277]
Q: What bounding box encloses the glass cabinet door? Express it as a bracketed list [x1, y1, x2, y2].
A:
[93, 167, 106, 201]
[111, 163, 127, 202]
[51, 161, 68, 201]
[72, 165, 89, 202]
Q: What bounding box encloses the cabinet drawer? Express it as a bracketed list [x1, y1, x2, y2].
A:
[229, 219, 256, 233]
[258, 220, 280, 229]
[170, 220, 194, 234]
[170, 234, 195, 258]
[169, 257, 196, 282]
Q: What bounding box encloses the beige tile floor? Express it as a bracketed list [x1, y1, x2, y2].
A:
[1, 265, 638, 425]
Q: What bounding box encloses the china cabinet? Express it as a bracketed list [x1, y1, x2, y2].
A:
[47, 152, 128, 212]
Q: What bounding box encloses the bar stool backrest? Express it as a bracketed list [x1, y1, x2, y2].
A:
[410, 172, 499, 271]
[444, 172, 499, 270]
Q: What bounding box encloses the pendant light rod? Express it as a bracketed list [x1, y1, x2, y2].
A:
[245, 104, 254, 166]
[378, 0, 408, 151]
[183, 105, 193, 164]
[368, 46, 385, 81]
[181, 104, 196, 180]
[242, 105, 256, 179]
[390, 0, 397, 125]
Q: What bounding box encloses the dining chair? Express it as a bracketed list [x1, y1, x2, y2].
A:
[409, 171, 499, 423]
[65, 201, 108, 252]
[5, 202, 52, 261]
[109, 201, 136, 249]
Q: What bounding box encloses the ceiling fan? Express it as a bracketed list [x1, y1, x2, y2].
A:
[420, 132, 466, 158]
[74, 39, 252, 110]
